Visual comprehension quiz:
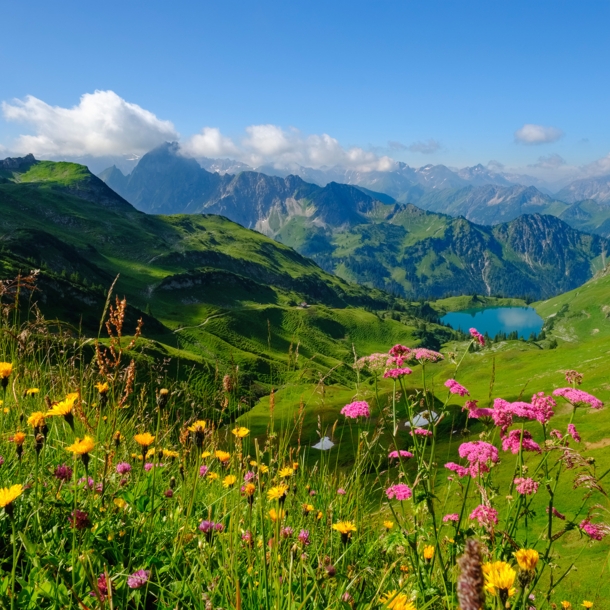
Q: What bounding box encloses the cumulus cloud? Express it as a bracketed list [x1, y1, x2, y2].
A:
[514, 123, 564, 145]
[1, 90, 178, 156]
[183, 123, 395, 171]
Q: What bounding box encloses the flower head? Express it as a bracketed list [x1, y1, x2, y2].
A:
[514, 477, 540, 496]
[445, 379, 470, 396]
[12, 432, 26, 445]
[25, 388, 39, 396]
[279, 467, 294, 478]
[27, 411, 46, 428]
[215, 450, 231, 463]
[134, 433, 155, 447]
[66, 436, 95, 455]
[0, 362, 13, 379]
[385, 484, 412, 501]
[388, 450, 413, 459]
[483, 561, 516, 600]
[380, 590, 416, 610]
[514, 548, 539, 571]
[54, 464, 73, 481]
[223, 475, 237, 488]
[469, 505, 499, 529]
[127, 570, 150, 589]
[341, 400, 370, 419]
[95, 381, 110, 394]
[470, 328, 485, 346]
[47, 396, 76, 417]
[333, 521, 357, 543]
[383, 368, 413, 379]
[267, 484, 289, 501]
[423, 545, 435, 560]
[0, 484, 23, 508]
[69, 509, 91, 530]
[553, 388, 603, 410]
[383, 520, 394, 530]
[268, 508, 285, 522]
[188, 420, 206, 433]
[231, 426, 249, 438]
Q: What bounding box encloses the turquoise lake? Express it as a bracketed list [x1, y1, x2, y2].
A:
[440, 306, 544, 339]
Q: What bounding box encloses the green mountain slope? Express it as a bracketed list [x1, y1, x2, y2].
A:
[0, 156, 448, 386]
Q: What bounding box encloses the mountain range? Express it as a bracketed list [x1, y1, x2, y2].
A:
[98, 143, 608, 298]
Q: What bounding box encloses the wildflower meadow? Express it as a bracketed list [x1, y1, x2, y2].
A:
[0, 287, 607, 609]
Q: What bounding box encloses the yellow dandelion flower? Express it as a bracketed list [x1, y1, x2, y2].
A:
[12, 432, 26, 445]
[292, 461, 299, 470]
[303, 503, 314, 513]
[232, 426, 249, 438]
[65, 392, 79, 402]
[423, 545, 435, 560]
[146, 448, 156, 459]
[249, 460, 258, 467]
[207, 472, 219, 481]
[163, 449, 179, 459]
[243, 482, 256, 496]
[0, 362, 13, 379]
[25, 388, 40, 396]
[316, 510, 323, 520]
[332, 521, 357, 535]
[27, 411, 46, 428]
[201, 451, 211, 459]
[95, 382, 110, 394]
[134, 433, 155, 447]
[279, 467, 294, 478]
[380, 590, 416, 610]
[268, 508, 285, 522]
[188, 420, 206, 433]
[66, 436, 95, 455]
[483, 561, 516, 599]
[562, 603, 572, 610]
[514, 548, 539, 572]
[267, 485, 289, 501]
[114, 498, 127, 509]
[258, 464, 269, 473]
[215, 450, 231, 463]
[223, 475, 237, 488]
[47, 398, 74, 417]
[582, 603, 593, 609]
[383, 520, 394, 530]
[0, 484, 23, 509]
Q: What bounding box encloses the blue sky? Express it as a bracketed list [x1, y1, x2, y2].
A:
[1, 0, 609, 179]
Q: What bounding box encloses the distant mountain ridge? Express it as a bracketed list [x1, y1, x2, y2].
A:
[98, 144, 609, 300]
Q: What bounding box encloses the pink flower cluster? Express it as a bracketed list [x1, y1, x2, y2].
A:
[445, 379, 470, 396]
[530, 392, 556, 424]
[443, 513, 459, 522]
[445, 441, 499, 478]
[388, 450, 414, 459]
[567, 423, 581, 442]
[385, 484, 413, 501]
[383, 367, 413, 379]
[553, 388, 603, 410]
[469, 327, 485, 346]
[464, 399, 493, 419]
[341, 400, 371, 419]
[409, 348, 444, 363]
[469, 504, 498, 528]
[410, 427, 433, 437]
[354, 353, 388, 373]
[501, 429, 541, 454]
[514, 477, 540, 495]
[580, 519, 608, 541]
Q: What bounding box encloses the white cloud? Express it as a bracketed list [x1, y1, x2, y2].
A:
[514, 123, 564, 145]
[406, 139, 441, 154]
[181, 127, 239, 158]
[185, 123, 394, 171]
[1, 90, 178, 156]
[528, 153, 567, 169]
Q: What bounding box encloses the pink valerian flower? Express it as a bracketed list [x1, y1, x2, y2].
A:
[445, 462, 470, 478]
[127, 570, 150, 589]
[580, 519, 608, 541]
[410, 427, 433, 437]
[243, 471, 256, 482]
[340, 400, 370, 419]
[469, 505, 498, 528]
[553, 388, 603, 410]
[464, 400, 494, 419]
[530, 392, 556, 424]
[144, 463, 154, 472]
[354, 353, 388, 373]
[550, 429, 563, 440]
[443, 513, 459, 522]
[491, 398, 544, 435]
[469, 327, 485, 346]
[458, 441, 499, 476]
[388, 450, 414, 459]
[336, 488, 346, 495]
[199, 465, 209, 477]
[385, 484, 413, 501]
[445, 379, 470, 396]
[501, 430, 541, 454]
[408, 348, 444, 363]
[567, 424, 581, 443]
[281, 526, 294, 538]
[383, 367, 413, 379]
[389, 344, 411, 357]
[547, 506, 566, 520]
[514, 477, 540, 495]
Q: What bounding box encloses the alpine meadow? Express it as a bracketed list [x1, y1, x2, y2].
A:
[2, 3, 610, 609]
